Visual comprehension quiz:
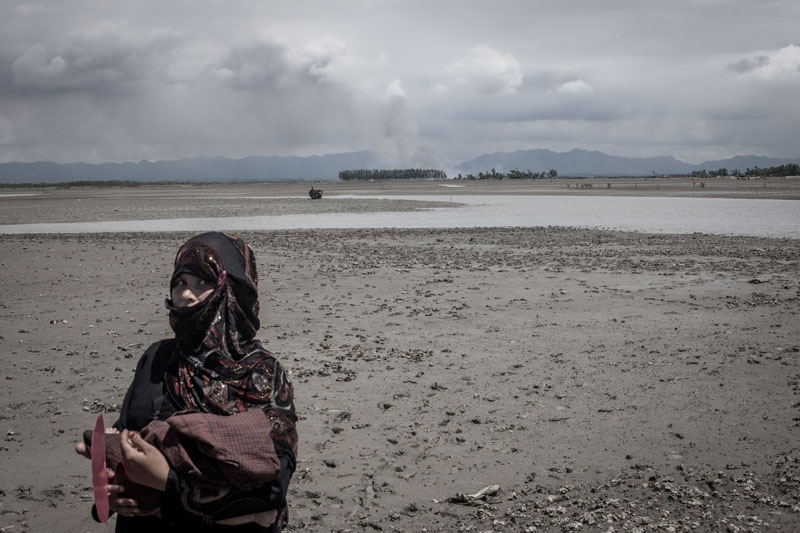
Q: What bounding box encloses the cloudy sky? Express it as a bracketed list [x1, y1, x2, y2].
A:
[1, 1, 798, 167]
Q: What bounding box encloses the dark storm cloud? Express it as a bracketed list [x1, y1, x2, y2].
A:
[727, 55, 770, 74]
[11, 24, 184, 92]
[210, 42, 295, 91]
[200, 39, 381, 152]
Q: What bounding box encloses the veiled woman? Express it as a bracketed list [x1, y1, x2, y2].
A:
[77, 232, 298, 532]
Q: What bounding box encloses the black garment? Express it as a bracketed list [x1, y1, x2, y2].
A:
[114, 514, 272, 533]
[112, 340, 293, 533]
[114, 340, 177, 433]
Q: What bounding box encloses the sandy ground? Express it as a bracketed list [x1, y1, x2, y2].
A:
[0, 180, 799, 532]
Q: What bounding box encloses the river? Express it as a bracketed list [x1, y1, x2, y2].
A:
[0, 194, 798, 238]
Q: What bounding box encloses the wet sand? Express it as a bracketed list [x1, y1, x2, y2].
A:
[0, 180, 799, 531]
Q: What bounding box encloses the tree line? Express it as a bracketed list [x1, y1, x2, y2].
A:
[338, 169, 447, 181]
[690, 163, 800, 178]
[455, 168, 558, 180]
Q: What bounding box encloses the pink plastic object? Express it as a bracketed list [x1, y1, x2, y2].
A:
[91, 414, 110, 522]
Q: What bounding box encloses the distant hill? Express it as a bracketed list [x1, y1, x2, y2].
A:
[0, 151, 385, 184]
[0, 148, 798, 183]
[456, 148, 800, 177]
[694, 154, 800, 173]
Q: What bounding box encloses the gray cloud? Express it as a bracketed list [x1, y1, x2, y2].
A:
[0, 0, 798, 165]
[11, 24, 183, 92]
[210, 42, 295, 91]
[727, 55, 770, 74]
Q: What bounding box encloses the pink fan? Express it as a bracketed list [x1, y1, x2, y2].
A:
[91, 414, 110, 522]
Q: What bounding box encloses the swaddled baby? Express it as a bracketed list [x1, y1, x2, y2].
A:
[82, 428, 162, 514]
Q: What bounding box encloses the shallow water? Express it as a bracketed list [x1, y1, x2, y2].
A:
[1, 194, 798, 238]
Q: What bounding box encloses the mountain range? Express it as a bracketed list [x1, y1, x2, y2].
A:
[456, 149, 799, 177]
[0, 149, 797, 184]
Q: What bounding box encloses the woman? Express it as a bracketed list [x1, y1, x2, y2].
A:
[77, 231, 298, 532]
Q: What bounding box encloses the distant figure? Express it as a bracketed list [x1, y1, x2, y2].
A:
[309, 187, 323, 200]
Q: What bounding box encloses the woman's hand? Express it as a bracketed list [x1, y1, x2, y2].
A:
[74, 443, 144, 517]
[107, 470, 140, 517]
[119, 429, 170, 491]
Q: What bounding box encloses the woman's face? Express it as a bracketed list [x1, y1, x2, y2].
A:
[171, 273, 214, 308]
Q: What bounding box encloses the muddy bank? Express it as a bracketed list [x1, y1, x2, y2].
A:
[0, 226, 798, 531]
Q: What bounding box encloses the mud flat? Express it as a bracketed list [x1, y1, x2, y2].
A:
[1, 176, 799, 225]
[0, 182, 798, 531]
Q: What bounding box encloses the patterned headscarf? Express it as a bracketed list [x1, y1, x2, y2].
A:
[164, 232, 297, 455]
[166, 231, 260, 357]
